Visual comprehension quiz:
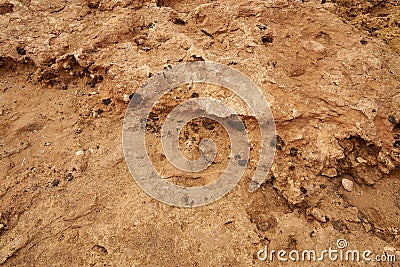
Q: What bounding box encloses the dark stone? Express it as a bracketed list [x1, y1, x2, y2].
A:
[173, 18, 186, 25]
[228, 120, 246, 131]
[200, 29, 213, 38]
[52, 179, 60, 187]
[66, 172, 74, 181]
[129, 93, 142, 105]
[16, 47, 26, 55]
[102, 98, 112, 105]
[238, 159, 248, 166]
[261, 35, 274, 44]
[388, 115, 397, 124]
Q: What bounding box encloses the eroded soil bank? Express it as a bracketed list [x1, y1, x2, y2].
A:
[0, 0, 399, 266]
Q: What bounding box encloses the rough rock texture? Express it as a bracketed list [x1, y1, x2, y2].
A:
[0, 0, 399, 266]
[332, 0, 400, 54]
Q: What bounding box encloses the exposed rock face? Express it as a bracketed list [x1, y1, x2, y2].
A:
[0, 0, 399, 266]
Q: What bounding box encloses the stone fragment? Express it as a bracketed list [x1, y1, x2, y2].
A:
[342, 178, 354, 192]
[311, 208, 327, 223]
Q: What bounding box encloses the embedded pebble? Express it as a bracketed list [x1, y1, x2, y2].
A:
[356, 157, 367, 163]
[342, 178, 354, 192]
[102, 98, 112, 105]
[52, 179, 60, 187]
[123, 94, 130, 103]
[311, 208, 327, 223]
[75, 150, 84, 156]
[0, 223, 4, 231]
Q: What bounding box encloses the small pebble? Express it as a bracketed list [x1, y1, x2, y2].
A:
[311, 208, 327, 223]
[75, 150, 84, 156]
[130, 93, 142, 104]
[388, 115, 397, 124]
[102, 98, 112, 105]
[342, 178, 354, 192]
[261, 35, 274, 44]
[66, 172, 74, 181]
[44, 142, 51, 146]
[52, 179, 60, 187]
[123, 94, 130, 103]
[228, 120, 246, 131]
[356, 157, 367, 163]
[238, 159, 247, 166]
[0, 223, 4, 231]
[16, 47, 26, 55]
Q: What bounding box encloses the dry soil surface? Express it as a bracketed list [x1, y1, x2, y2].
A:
[0, 0, 400, 266]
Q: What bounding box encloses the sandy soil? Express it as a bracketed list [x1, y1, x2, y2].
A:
[0, 0, 399, 266]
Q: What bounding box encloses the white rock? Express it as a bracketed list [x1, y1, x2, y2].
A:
[75, 150, 84, 156]
[356, 157, 368, 163]
[123, 94, 130, 103]
[342, 178, 354, 192]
